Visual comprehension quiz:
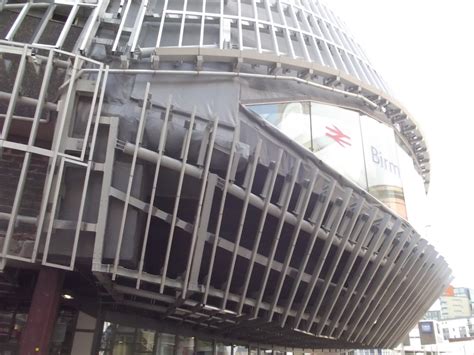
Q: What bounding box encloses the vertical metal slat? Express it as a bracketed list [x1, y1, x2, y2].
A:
[182, 116, 219, 297]
[136, 96, 173, 289]
[112, 82, 151, 279]
[5, 3, 31, 41]
[253, 159, 302, 319]
[159, 107, 196, 293]
[0, 45, 27, 143]
[267, 171, 318, 322]
[304, 196, 369, 333]
[362, 245, 437, 344]
[0, 49, 53, 267]
[155, 0, 169, 48]
[327, 217, 399, 337]
[30, 55, 82, 265]
[313, 208, 381, 335]
[112, 0, 132, 53]
[31, 5, 57, 44]
[80, 67, 103, 161]
[346, 234, 422, 340]
[293, 187, 352, 329]
[202, 125, 240, 304]
[41, 157, 67, 267]
[280, 179, 336, 326]
[237, 148, 284, 315]
[222, 139, 262, 309]
[333, 227, 413, 338]
[68, 65, 107, 269]
[368, 248, 440, 344]
[130, 0, 149, 54]
[55, 4, 80, 49]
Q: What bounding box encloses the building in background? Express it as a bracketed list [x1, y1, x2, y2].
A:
[0, 0, 451, 353]
[397, 319, 474, 354]
[440, 295, 472, 320]
[400, 285, 474, 353]
[425, 285, 474, 320]
[454, 287, 474, 315]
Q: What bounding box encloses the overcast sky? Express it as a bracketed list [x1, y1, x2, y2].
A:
[326, 0, 474, 288]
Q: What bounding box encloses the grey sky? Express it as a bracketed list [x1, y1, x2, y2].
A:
[327, 0, 474, 287]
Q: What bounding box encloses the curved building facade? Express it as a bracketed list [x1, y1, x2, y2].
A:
[0, 0, 451, 353]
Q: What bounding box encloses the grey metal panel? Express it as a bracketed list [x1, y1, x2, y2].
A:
[347, 235, 426, 341]
[293, 187, 353, 329]
[279, 179, 336, 327]
[253, 158, 303, 319]
[184, 116, 220, 296]
[313, 209, 387, 336]
[326, 218, 401, 337]
[266, 171, 318, 322]
[334, 228, 417, 339]
[203, 125, 240, 304]
[222, 139, 262, 308]
[237, 148, 284, 315]
[159, 106, 196, 292]
[136, 96, 173, 288]
[359, 246, 439, 343]
[305, 199, 373, 332]
[369, 254, 446, 345]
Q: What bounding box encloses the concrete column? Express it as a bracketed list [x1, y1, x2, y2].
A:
[19, 267, 64, 355]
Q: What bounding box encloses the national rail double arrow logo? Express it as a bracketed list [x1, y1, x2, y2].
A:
[325, 124, 352, 147]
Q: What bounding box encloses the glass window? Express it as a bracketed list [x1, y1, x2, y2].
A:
[216, 343, 233, 355]
[176, 336, 195, 354]
[50, 309, 76, 354]
[0, 311, 16, 343]
[196, 339, 214, 354]
[234, 345, 250, 354]
[310, 102, 367, 189]
[155, 332, 176, 355]
[248, 102, 312, 150]
[247, 101, 427, 226]
[99, 322, 158, 354]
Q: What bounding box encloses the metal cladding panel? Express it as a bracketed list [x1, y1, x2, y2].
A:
[0, 0, 445, 350]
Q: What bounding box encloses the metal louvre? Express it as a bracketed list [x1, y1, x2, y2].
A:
[0, 0, 431, 185]
[0, 1, 448, 350]
[0, 42, 105, 270]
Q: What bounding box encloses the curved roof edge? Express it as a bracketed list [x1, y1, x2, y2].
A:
[147, 46, 431, 189]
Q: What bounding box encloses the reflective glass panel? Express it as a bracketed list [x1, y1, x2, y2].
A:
[310, 102, 367, 188]
[156, 332, 176, 355]
[234, 345, 250, 354]
[216, 343, 233, 355]
[196, 339, 213, 354]
[248, 101, 427, 226]
[248, 102, 312, 150]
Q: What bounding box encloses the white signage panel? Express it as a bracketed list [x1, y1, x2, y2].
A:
[360, 115, 407, 218]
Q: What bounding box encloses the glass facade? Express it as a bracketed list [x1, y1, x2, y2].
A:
[249, 101, 427, 229]
[97, 322, 238, 355]
[0, 307, 77, 354]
